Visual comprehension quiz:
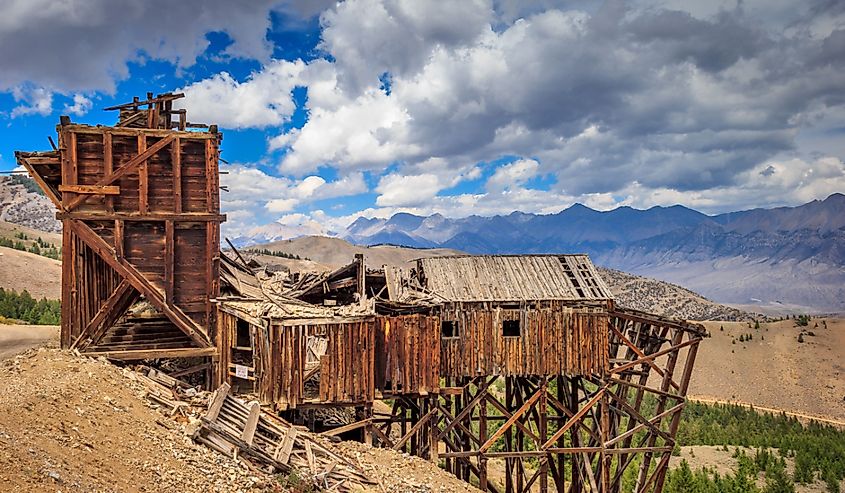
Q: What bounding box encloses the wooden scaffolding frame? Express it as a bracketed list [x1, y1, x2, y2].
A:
[364, 309, 702, 493]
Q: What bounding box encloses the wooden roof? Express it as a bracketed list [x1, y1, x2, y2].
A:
[417, 255, 613, 302]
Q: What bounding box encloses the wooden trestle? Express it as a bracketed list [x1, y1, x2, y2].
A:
[366, 309, 702, 493]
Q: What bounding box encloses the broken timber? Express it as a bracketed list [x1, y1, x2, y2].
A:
[194, 383, 374, 491]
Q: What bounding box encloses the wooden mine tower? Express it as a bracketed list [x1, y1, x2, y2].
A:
[16, 93, 223, 364]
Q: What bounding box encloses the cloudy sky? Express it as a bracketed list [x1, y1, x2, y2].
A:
[1, 0, 844, 237]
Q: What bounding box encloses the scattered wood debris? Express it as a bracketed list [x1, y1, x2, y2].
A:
[194, 383, 376, 491]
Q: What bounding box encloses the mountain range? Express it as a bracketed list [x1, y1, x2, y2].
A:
[336, 194, 845, 312]
[3, 173, 841, 313]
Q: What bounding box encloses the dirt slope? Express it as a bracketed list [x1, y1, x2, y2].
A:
[0, 246, 61, 299]
[0, 348, 268, 492]
[687, 317, 845, 423]
[0, 219, 62, 247]
[0, 345, 483, 493]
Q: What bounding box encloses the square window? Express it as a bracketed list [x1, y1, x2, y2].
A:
[502, 319, 521, 337]
[441, 320, 458, 338]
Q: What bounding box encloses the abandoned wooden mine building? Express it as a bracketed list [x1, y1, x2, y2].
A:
[18, 94, 705, 493]
[16, 92, 222, 367]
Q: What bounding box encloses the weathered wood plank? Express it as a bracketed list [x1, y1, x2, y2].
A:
[58, 185, 120, 195]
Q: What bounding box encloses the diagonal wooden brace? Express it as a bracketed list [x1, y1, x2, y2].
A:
[479, 383, 545, 453]
[541, 385, 607, 450]
[71, 279, 137, 350]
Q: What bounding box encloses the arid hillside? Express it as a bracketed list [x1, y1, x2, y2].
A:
[0, 349, 268, 492]
[0, 219, 62, 299]
[598, 267, 751, 321]
[688, 317, 845, 424]
[0, 246, 61, 299]
[0, 176, 60, 233]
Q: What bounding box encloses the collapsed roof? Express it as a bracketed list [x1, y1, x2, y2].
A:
[218, 251, 616, 322]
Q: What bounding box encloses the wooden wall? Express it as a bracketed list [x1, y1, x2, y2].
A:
[374, 315, 440, 396]
[38, 124, 224, 355]
[234, 303, 610, 407]
[439, 301, 609, 377]
[253, 319, 375, 410]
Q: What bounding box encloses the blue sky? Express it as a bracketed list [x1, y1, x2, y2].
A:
[1, 0, 844, 239]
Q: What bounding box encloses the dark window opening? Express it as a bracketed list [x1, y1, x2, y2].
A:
[502, 319, 521, 337]
[236, 319, 251, 348]
[441, 320, 458, 338]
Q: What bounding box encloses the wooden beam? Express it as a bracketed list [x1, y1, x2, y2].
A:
[393, 408, 437, 451]
[60, 220, 73, 348]
[479, 384, 545, 453]
[82, 347, 217, 360]
[58, 212, 226, 222]
[206, 383, 230, 421]
[64, 134, 176, 211]
[58, 185, 120, 195]
[610, 338, 698, 375]
[171, 136, 182, 213]
[319, 419, 372, 438]
[541, 386, 607, 450]
[205, 139, 215, 212]
[68, 131, 78, 199]
[138, 135, 148, 214]
[103, 93, 184, 111]
[71, 279, 136, 350]
[15, 155, 63, 209]
[115, 111, 146, 128]
[60, 124, 216, 139]
[114, 219, 124, 259]
[103, 132, 114, 213]
[169, 362, 211, 378]
[610, 324, 679, 391]
[241, 402, 261, 446]
[22, 155, 60, 166]
[165, 220, 174, 304]
[68, 220, 211, 348]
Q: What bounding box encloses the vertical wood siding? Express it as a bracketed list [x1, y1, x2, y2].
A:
[374, 315, 440, 395]
[254, 319, 375, 409]
[439, 301, 608, 377]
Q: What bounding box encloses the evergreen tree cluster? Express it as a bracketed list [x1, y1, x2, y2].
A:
[0, 233, 61, 260]
[665, 448, 796, 493]
[246, 248, 309, 261]
[0, 288, 60, 325]
[665, 401, 845, 493]
[8, 174, 44, 196]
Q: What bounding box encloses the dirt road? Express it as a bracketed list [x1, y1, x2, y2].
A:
[0, 324, 58, 359]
